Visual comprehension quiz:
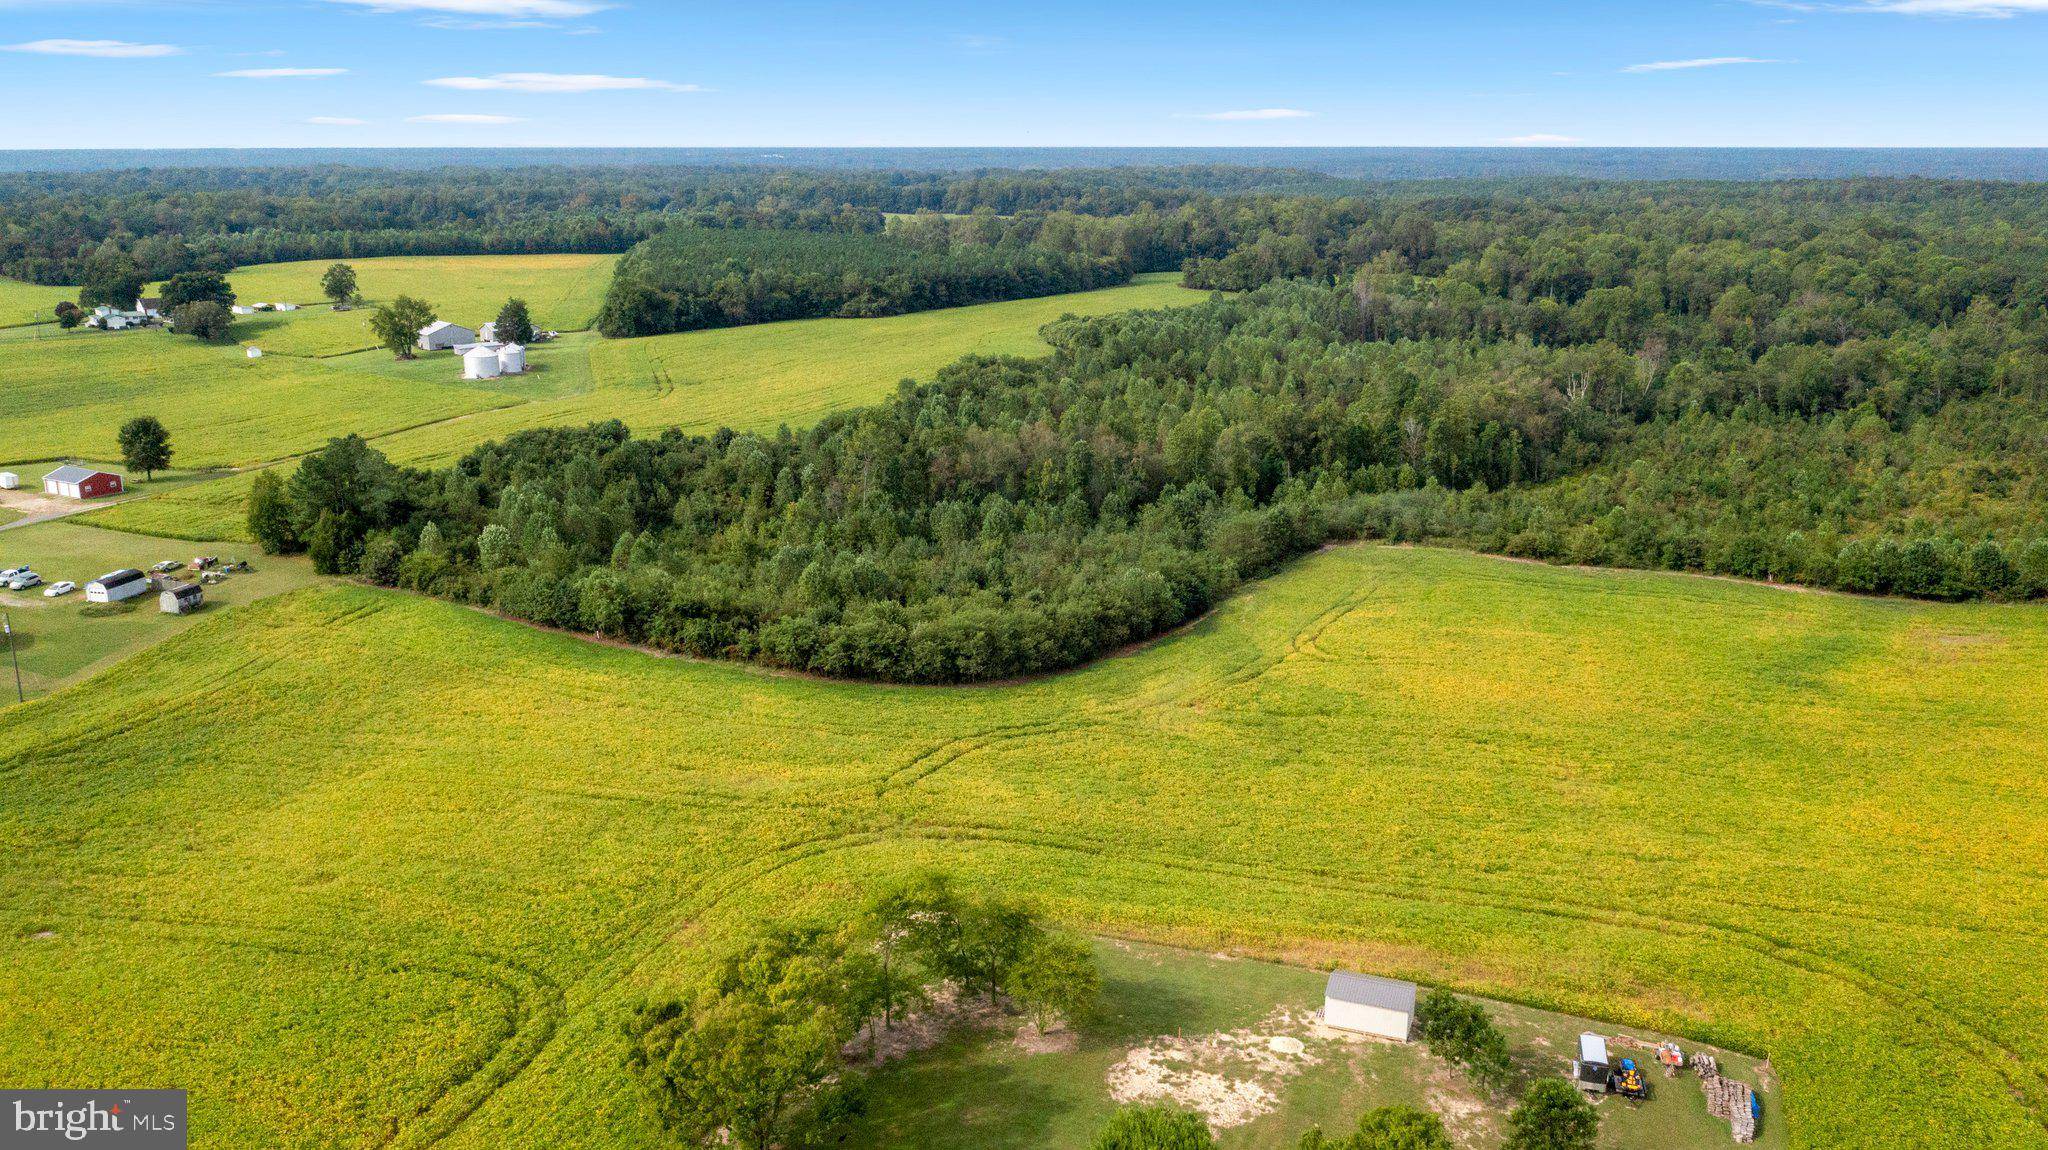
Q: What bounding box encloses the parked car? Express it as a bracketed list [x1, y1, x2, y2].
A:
[9, 571, 42, 591]
[151, 560, 183, 573]
[0, 566, 25, 581]
[42, 580, 75, 597]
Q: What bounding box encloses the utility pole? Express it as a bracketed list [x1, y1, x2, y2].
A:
[4, 613, 20, 704]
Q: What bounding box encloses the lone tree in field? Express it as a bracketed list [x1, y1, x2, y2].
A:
[321, 263, 360, 306]
[1091, 1106, 1214, 1150]
[494, 297, 535, 345]
[170, 300, 234, 343]
[369, 295, 434, 360]
[54, 301, 82, 329]
[117, 416, 173, 480]
[1297, 1105, 1451, 1150]
[1503, 1079, 1597, 1150]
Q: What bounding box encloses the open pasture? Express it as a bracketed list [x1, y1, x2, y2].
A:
[219, 254, 619, 358]
[89, 274, 1206, 540]
[0, 276, 74, 328]
[2, 545, 2045, 1148]
[0, 326, 520, 470]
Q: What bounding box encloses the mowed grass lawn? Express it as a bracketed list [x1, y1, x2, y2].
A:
[0, 276, 74, 328]
[2, 546, 2045, 1148]
[0, 520, 320, 698]
[857, 938, 1784, 1150]
[0, 324, 521, 469]
[217, 253, 619, 358]
[90, 274, 1208, 540]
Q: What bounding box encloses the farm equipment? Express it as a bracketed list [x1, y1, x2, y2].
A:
[1611, 1057, 1650, 1100]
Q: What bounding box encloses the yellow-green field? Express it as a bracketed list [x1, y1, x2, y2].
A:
[87, 273, 1207, 540]
[212, 253, 619, 358]
[0, 276, 74, 328]
[3, 546, 2044, 1148]
[0, 324, 520, 470]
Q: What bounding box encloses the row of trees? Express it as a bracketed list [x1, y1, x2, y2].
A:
[625, 873, 1097, 1149]
[596, 223, 1130, 336]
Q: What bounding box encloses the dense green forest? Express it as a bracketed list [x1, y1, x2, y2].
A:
[596, 222, 1132, 335]
[0, 164, 1266, 285]
[255, 255, 2048, 681]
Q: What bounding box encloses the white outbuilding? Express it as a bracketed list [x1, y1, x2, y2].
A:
[85, 568, 150, 604]
[496, 342, 527, 374]
[274, 302, 299, 312]
[0, 472, 17, 490]
[1322, 971, 1416, 1042]
[231, 305, 256, 315]
[418, 320, 477, 352]
[463, 343, 505, 380]
[246, 347, 264, 359]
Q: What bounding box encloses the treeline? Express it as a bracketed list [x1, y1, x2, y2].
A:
[0, 164, 1263, 286]
[253, 269, 2048, 682]
[596, 223, 1130, 336]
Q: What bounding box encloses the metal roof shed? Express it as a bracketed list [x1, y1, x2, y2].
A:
[1322, 971, 1417, 1041]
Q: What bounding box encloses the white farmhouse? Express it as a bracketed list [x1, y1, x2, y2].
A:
[418, 320, 477, 352]
[1322, 971, 1416, 1041]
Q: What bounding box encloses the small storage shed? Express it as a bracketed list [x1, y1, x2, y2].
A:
[418, 320, 477, 352]
[497, 342, 527, 374]
[0, 472, 17, 490]
[463, 344, 505, 380]
[43, 465, 124, 500]
[159, 579, 204, 615]
[86, 568, 150, 603]
[1322, 971, 1417, 1041]
[246, 346, 264, 359]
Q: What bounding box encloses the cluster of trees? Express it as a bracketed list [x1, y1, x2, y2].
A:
[255, 265, 2048, 685]
[596, 223, 1130, 336]
[1415, 989, 1513, 1095]
[625, 873, 1096, 1149]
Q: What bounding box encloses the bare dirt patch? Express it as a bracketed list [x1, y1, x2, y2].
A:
[1012, 1021, 1079, 1055]
[1106, 1006, 1325, 1130]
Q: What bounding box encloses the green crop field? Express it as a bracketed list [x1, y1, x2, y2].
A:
[3, 545, 2044, 1148]
[0, 276, 74, 328]
[0, 325, 520, 470]
[88, 274, 1207, 541]
[214, 254, 619, 358]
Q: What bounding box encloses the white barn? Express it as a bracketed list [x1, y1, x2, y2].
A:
[85, 569, 150, 604]
[418, 320, 476, 352]
[1322, 971, 1416, 1042]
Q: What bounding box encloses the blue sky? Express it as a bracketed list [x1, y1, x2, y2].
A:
[2, 0, 2047, 148]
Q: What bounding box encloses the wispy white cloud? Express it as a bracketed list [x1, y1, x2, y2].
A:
[3, 38, 183, 58]
[307, 116, 368, 125]
[322, 0, 608, 14]
[1622, 56, 1787, 72]
[1760, 0, 2048, 12]
[1501, 133, 1582, 145]
[407, 112, 526, 123]
[424, 72, 700, 93]
[216, 67, 350, 78]
[1180, 108, 1314, 121]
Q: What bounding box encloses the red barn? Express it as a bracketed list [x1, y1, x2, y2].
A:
[42, 465, 124, 500]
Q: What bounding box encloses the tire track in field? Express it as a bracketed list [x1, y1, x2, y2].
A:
[885, 820, 2048, 1132]
[3, 905, 566, 1150]
[0, 597, 391, 773]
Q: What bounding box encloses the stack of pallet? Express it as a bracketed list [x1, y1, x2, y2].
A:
[1694, 1054, 1757, 1143]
